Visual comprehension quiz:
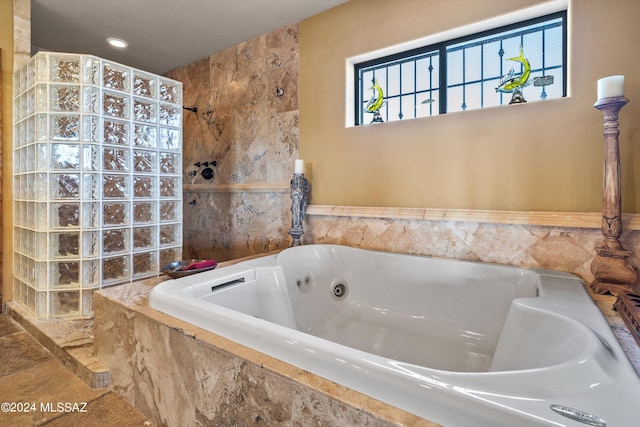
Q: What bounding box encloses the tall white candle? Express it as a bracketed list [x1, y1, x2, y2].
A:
[597, 75, 625, 100]
[294, 159, 304, 174]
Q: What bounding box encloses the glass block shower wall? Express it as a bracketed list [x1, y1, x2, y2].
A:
[13, 52, 183, 319]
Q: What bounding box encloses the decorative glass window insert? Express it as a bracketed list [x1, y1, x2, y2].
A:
[355, 11, 566, 125]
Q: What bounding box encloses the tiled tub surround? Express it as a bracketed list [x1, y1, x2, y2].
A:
[149, 244, 640, 426]
[93, 268, 438, 427]
[303, 206, 640, 287]
[92, 209, 640, 426]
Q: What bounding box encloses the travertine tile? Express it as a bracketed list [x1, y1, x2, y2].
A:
[166, 23, 299, 263]
[0, 315, 23, 337]
[93, 294, 137, 402]
[195, 342, 294, 426]
[0, 359, 106, 426]
[132, 314, 196, 426]
[0, 330, 54, 376]
[42, 392, 153, 427]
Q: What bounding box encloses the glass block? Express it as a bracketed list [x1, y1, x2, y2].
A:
[160, 247, 181, 267]
[159, 177, 179, 197]
[13, 280, 21, 305]
[36, 173, 49, 201]
[133, 72, 157, 98]
[14, 176, 21, 201]
[159, 128, 180, 150]
[103, 119, 129, 145]
[82, 260, 101, 287]
[26, 203, 35, 231]
[35, 261, 47, 289]
[82, 144, 100, 171]
[133, 124, 157, 148]
[82, 115, 100, 142]
[133, 150, 157, 173]
[26, 59, 35, 88]
[34, 203, 46, 229]
[26, 144, 35, 172]
[50, 85, 80, 112]
[13, 53, 181, 319]
[82, 174, 100, 200]
[103, 174, 129, 198]
[51, 202, 80, 228]
[133, 226, 157, 250]
[50, 54, 81, 83]
[103, 201, 129, 226]
[133, 201, 156, 224]
[159, 79, 181, 104]
[16, 119, 26, 147]
[82, 231, 100, 257]
[133, 251, 157, 277]
[82, 56, 101, 86]
[14, 95, 24, 122]
[50, 290, 79, 317]
[133, 98, 157, 123]
[159, 223, 181, 247]
[159, 152, 180, 174]
[25, 285, 36, 315]
[36, 290, 47, 318]
[35, 53, 48, 84]
[23, 229, 35, 258]
[35, 84, 47, 112]
[26, 87, 35, 116]
[26, 258, 36, 286]
[103, 228, 129, 254]
[82, 202, 100, 228]
[160, 200, 180, 222]
[51, 174, 80, 199]
[103, 91, 129, 119]
[82, 289, 94, 317]
[102, 255, 130, 283]
[51, 232, 80, 258]
[83, 86, 100, 113]
[27, 115, 37, 144]
[103, 148, 130, 171]
[14, 227, 22, 253]
[51, 261, 80, 287]
[103, 62, 130, 92]
[51, 114, 80, 141]
[133, 175, 156, 198]
[36, 114, 48, 141]
[51, 144, 80, 170]
[159, 104, 181, 127]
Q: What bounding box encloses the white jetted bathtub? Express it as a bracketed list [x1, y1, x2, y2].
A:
[149, 244, 640, 426]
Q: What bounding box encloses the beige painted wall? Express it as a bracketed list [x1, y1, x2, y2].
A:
[299, 0, 640, 212]
[1, 0, 30, 307]
[1, 0, 14, 306]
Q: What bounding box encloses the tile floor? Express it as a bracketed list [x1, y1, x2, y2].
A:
[0, 315, 153, 427]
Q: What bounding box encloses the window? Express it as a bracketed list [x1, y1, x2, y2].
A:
[354, 11, 566, 125]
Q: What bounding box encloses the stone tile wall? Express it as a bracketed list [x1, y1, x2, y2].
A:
[93, 278, 437, 426]
[165, 23, 299, 262]
[303, 212, 640, 286]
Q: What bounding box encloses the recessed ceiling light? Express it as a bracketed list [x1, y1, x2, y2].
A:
[107, 37, 128, 48]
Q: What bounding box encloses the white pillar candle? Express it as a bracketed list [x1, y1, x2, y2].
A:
[597, 75, 625, 100]
[294, 159, 304, 174]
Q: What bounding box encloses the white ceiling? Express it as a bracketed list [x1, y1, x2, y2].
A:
[31, 0, 348, 75]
